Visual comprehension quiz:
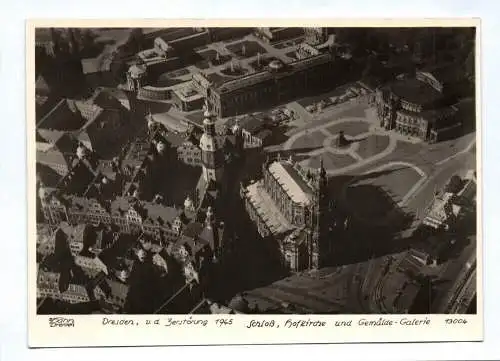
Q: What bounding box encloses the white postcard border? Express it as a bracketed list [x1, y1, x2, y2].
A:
[27, 18, 483, 348]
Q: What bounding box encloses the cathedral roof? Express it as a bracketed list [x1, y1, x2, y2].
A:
[268, 161, 313, 205]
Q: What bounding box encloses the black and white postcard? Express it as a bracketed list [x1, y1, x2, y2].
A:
[27, 18, 482, 347]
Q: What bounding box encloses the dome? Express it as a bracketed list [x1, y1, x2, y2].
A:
[184, 196, 193, 210]
[76, 144, 87, 159]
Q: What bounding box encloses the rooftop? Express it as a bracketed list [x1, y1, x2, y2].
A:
[245, 181, 294, 236]
[36, 75, 51, 95]
[418, 62, 460, 86]
[215, 53, 333, 94]
[90, 87, 131, 111]
[143, 202, 182, 227]
[81, 56, 112, 74]
[268, 161, 313, 205]
[151, 113, 190, 134]
[236, 115, 267, 134]
[156, 28, 202, 44]
[36, 147, 69, 168]
[36, 99, 88, 130]
[388, 78, 443, 107]
[172, 83, 204, 103]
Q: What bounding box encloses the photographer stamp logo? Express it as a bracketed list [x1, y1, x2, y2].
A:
[27, 18, 482, 347]
[48, 317, 75, 328]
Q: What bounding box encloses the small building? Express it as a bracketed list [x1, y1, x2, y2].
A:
[171, 83, 205, 112]
[191, 73, 212, 98]
[228, 116, 269, 149]
[423, 192, 461, 230]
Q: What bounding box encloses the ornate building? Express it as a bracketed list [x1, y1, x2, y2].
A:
[199, 100, 225, 186]
[208, 53, 337, 118]
[240, 156, 337, 271]
[375, 67, 462, 142]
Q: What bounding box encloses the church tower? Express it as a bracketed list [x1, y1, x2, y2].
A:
[200, 99, 224, 186]
[311, 158, 330, 268]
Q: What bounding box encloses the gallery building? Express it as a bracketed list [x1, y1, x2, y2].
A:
[208, 54, 337, 118]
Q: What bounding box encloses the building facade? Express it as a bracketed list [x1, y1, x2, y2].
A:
[375, 72, 461, 142]
[208, 54, 336, 118]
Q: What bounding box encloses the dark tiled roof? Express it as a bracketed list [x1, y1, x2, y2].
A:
[143, 202, 182, 226]
[36, 75, 51, 95]
[182, 221, 204, 239]
[156, 28, 200, 43]
[37, 99, 87, 131]
[418, 63, 460, 85]
[388, 78, 443, 106]
[238, 115, 266, 133]
[162, 132, 186, 148]
[36, 147, 69, 168]
[104, 276, 130, 302]
[91, 87, 131, 111]
[277, 161, 314, 198]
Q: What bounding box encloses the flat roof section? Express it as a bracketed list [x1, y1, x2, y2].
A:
[388, 78, 443, 107]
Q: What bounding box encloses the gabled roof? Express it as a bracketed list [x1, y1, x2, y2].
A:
[91, 87, 131, 111]
[37, 147, 70, 168]
[268, 161, 313, 205]
[36, 99, 87, 131]
[81, 56, 112, 75]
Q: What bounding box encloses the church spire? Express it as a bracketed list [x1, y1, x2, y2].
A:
[319, 157, 326, 179]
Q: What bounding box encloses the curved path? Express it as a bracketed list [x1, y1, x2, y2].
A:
[283, 117, 397, 176]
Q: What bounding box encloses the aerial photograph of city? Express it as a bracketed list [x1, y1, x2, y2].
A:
[34, 26, 477, 315]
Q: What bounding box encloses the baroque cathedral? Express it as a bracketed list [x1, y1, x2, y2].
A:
[241, 154, 341, 272]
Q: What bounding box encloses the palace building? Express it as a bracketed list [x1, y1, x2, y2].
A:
[208, 53, 337, 118]
[240, 156, 339, 272]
